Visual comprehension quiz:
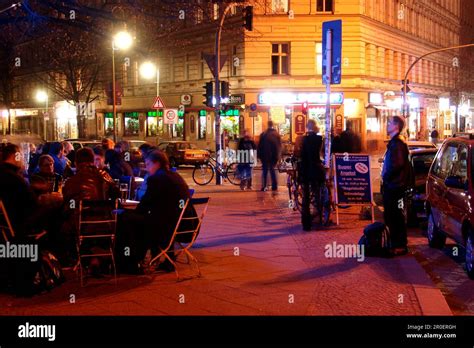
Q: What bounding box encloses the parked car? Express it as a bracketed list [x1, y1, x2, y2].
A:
[64, 139, 102, 151]
[425, 134, 474, 278]
[157, 141, 210, 167]
[407, 140, 437, 150]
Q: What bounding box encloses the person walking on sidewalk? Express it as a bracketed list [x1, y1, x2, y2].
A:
[257, 121, 281, 191]
[295, 119, 325, 231]
[382, 116, 413, 256]
[237, 129, 257, 190]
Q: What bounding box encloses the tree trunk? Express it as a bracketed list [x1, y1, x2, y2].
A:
[76, 103, 86, 139]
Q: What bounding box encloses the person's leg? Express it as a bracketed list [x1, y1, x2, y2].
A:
[301, 180, 312, 230]
[383, 187, 407, 250]
[261, 162, 268, 190]
[247, 167, 253, 189]
[270, 165, 278, 190]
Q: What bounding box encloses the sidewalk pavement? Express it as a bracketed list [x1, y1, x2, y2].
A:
[0, 183, 451, 316]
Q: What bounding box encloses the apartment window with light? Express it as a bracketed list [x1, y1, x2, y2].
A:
[316, 0, 334, 12]
[315, 43, 323, 75]
[213, 3, 219, 20]
[272, 0, 288, 14]
[272, 43, 289, 75]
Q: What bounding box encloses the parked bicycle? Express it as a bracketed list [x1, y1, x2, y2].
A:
[280, 155, 332, 226]
[192, 156, 240, 186]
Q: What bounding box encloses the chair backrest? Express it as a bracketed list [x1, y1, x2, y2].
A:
[78, 199, 118, 236]
[175, 197, 210, 245]
[0, 200, 15, 242]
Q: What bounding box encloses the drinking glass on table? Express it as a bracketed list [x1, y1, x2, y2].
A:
[120, 183, 129, 202]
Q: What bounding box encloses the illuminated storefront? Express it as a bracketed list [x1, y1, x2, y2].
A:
[198, 110, 207, 140]
[55, 101, 78, 140]
[146, 110, 163, 137]
[123, 111, 139, 136]
[258, 91, 344, 141]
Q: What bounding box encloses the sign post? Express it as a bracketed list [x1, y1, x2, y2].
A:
[322, 20, 342, 178]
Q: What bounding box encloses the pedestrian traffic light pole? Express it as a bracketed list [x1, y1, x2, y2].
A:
[402, 43, 474, 134]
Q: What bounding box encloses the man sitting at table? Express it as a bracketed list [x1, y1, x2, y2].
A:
[30, 154, 63, 196]
[117, 150, 193, 273]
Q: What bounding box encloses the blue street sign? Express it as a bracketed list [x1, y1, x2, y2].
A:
[322, 20, 342, 85]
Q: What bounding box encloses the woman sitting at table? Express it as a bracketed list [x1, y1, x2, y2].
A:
[30, 154, 63, 196]
[117, 150, 193, 273]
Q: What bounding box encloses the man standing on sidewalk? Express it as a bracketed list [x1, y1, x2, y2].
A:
[257, 121, 281, 191]
[294, 119, 325, 231]
[382, 116, 413, 256]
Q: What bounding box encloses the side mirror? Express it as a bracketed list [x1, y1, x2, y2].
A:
[444, 176, 466, 190]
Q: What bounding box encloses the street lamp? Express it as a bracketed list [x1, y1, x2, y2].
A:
[112, 30, 133, 142]
[139, 61, 160, 96]
[36, 90, 48, 140]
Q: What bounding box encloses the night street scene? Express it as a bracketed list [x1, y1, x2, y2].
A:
[1, 0, 474, 346]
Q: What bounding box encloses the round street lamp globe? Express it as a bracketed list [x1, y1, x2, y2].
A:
[140, 62, 157, 79]
[36, 90, 48, 103]
[113, 31, 133, 50]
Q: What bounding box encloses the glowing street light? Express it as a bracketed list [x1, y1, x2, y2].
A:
[35, 90, 48, 103]
[139, 61, 160, 96]
[112, 30, 133, 142]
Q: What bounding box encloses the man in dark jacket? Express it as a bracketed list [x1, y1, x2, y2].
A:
[117, 150, 194, 273]
[0, 143, 38, 240]
[257, 121, 282, 191]
[296, 120, 325, 231]
[382, 116, 413, 256]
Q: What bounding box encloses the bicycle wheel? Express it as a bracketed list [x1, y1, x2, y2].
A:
[225, 163, 241, 186]
[293, 182, 304, 213]
[192, 163, 214, 185]
[319, 184, 331, 226]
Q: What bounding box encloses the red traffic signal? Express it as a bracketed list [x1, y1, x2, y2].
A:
[302, 102, 309, 115]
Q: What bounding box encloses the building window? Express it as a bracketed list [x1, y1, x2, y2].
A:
[316, 0, 333, 12]
[123, 112, 139, 136]
[272, 0, 288, 13]
[213, 3, 219, 20]
[271, 43, 289, 75]
[195, 0, 204, 24]
[315, 43, 322, 75]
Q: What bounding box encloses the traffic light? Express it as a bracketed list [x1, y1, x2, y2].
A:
[203, 81, 213, 106]
[221, 81, 230, 99]
[243, 6, 253, 31]
[401, 79, 411, 94]
[301, 101, 308, 116]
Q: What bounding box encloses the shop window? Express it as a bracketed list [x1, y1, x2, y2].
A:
[146, 110, 163, 137]
[198, 110, 207, 140]
[124, 112, 139, 136]
[105, 112, 114, 136]
[172, 118, 184, 139]
[272, 0, 288, 13]
[271, 43, 290, 75]
[315, 43, 323, 75]
[316, 0, 333, 12]
[221, 115, 239, 141]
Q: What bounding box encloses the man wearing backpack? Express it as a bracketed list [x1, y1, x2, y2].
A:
[382, 116, 413, 256]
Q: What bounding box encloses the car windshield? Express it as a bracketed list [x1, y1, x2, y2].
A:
[177, 143, 197, 150]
